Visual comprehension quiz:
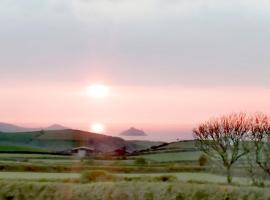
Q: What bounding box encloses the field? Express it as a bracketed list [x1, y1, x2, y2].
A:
[134, 151, 202, 162]
[0, 171, 250, 184]
[0, 172, 79, 180]
[0, 140, 269, 199]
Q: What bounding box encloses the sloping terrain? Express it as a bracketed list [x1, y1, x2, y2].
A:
[0, 130, 162, 153]
[0, 122, 39, 133]
[141, 140, 198, 153]
[132, 140, 202, 162]
[126, 140, 164, 152]
[152, 140, 198, 152]
[0, 122, 67, 133]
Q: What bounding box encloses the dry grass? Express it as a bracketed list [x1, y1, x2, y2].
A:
[0, 180, 269, 200]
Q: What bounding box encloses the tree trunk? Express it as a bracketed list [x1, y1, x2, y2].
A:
[226, 166, 232, 184]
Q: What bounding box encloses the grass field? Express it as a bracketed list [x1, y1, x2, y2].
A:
[0, 140, 268, 199]
[120, 172, 254, 185]
[134, 151, 202, 162]
[0, 172, 79, 180]
[0, 153, 70, 159]
[0, 171, 257, 185]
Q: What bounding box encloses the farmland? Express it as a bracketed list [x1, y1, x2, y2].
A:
[0, 171, 250, 184]
[0, 140, 269, 199]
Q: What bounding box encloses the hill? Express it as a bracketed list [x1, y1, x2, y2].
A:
[126, 140, 164, 151]
[132, 140, 202, 162]
[44, 124, 68, 131]
[0, 122, 67, 133]
[149, 140, 198, 152]
[0, 129, 162, 153]
[0, 122, 38, 133]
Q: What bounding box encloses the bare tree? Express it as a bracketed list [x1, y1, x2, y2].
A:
[249, 113, 270, 176]
[193, 113, 250, 183]
[245, 146, 266, 186]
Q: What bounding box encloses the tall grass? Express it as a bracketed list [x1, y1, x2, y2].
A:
[0, 180, 269, 200]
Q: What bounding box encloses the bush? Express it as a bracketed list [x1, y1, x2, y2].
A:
[153, 175, 177, 182]
[80, 170, 120, 182]
[198, 154, 208, 166]
[123, 175, 177, 182]
[83, 159, 95, 165]
[134, 157, 147, 165]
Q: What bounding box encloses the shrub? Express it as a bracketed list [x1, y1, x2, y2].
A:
[80, 170, 119, 182]
[123, 175, 177, 182]
[193, 190, 209, 200]
[153, 175, 177, 182]
[175, 193, 185, 200]
[144, 192, 154, 200]
[134, 157, 147, 165]
[83, 159, 95, 165]
[198, 154, 208, 166]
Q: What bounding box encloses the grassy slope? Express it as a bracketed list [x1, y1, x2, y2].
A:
[133, 140, 202, 162]
[0, 130, 159, 153]
[0, 145, 47, 153]
[126, 140, 164, 151]
[150, 140, 198, 152]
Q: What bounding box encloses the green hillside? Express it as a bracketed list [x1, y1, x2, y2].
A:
[0, 145, 47, 153]
[133, 140, 202, 162]
[126, 140, 164, 151]
[0, 130, 162, 153]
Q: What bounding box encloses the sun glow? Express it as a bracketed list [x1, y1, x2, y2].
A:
[90, 123, 106, 133]
[87, 84, 109, 98]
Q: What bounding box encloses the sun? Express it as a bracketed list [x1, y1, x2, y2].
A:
[90, 123, 106, 133]
[87, 84, 109, 98]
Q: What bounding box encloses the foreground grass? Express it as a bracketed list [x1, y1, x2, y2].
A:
[0, 180, 269, 200]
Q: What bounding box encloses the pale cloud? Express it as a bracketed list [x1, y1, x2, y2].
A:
[0, 0, 270, 86]
[70, 0, 270, 22]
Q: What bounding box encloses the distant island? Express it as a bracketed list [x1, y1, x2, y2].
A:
[120, 127, 147, 136]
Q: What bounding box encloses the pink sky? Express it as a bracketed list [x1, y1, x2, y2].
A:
[1, 81, 270, 141]
[1, 0, 270, 141]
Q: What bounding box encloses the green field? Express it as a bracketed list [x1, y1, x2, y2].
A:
[134, 151, 202, 162]
[0, 171, 259, 186]
[0, 140, 269, 199]
[153, 140, 197, 151]
[0, 172, 79, 180]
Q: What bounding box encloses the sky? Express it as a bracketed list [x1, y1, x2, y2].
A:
[1, 0, 270, 141]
